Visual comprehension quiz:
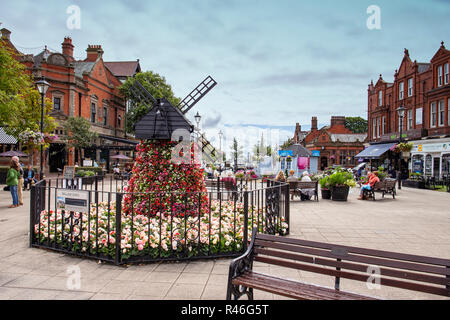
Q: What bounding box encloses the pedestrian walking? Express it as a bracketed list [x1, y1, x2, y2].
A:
[7, 160, 21, 208]
[12, 156, 24, 206]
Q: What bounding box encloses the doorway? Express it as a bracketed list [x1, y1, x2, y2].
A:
[48, 143, 66, 172]
[433, 157, 441, 178]
[320, 157, 328, 171]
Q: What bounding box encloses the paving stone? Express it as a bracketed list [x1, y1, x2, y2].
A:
[165, 283, 205, 300]
[132, 282, 172, 298]
[100, 280, 141, 294]
[145, 271, 180, 283]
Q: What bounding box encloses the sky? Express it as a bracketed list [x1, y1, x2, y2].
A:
[2, 0, 450, 160]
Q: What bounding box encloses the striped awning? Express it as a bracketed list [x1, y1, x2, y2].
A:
[0, 128, 17, 145]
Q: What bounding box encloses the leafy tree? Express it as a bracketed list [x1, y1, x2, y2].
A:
[61, 117, 98, 164]
[345, 117, 368, 134]
[119, 71, 181, 134]
[280, 138, 294, 150]
[0, 39, 56, 139]
[231, 137, 243, 170]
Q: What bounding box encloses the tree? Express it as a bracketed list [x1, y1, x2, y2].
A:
[280, 138, 294, 150]
[61, 117, 98, 164]
[345, 117, 368, 134]
[119, 71, 181, 134]
[1, 38, 57, 162]
[231, 137, 243, 170]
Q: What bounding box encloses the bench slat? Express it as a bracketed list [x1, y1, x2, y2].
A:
[255, 239, 450, 277]
[255, 255, 450, 297]
[256, 234, 450, 267]
[255, 247, 450, 286]
[232, 271, 378, 300]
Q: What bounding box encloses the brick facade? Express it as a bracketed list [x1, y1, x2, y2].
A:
[302, 116, 367, 170]
[2, 28, 140, 172]
[368, 43, 450, 143]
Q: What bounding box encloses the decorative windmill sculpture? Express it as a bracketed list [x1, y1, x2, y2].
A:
[131, 77, 213, 136]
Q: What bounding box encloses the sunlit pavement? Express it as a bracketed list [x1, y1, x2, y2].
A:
[0, 183, 449, 300]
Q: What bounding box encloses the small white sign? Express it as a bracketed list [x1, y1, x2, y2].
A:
[83, 160, 93, 167]
[57, 189, 89, 213]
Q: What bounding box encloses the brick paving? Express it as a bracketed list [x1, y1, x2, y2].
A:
[0, 183, 449, 300]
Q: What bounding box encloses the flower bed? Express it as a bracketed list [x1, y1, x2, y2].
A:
[34, 199, 288, 262]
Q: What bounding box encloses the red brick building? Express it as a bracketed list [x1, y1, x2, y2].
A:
[302, 116, 367, 170]
[367, 43, 450, 177]
[1, 28, 140, 172]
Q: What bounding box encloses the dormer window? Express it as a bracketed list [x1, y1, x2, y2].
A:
[438, 65, 443, 87]
[378, 91, 383, 106]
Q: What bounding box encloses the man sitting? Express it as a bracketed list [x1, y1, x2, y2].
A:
[23, 165, 37, 190]
[287, 170, 298, 182]
[358, 171, 380, 200]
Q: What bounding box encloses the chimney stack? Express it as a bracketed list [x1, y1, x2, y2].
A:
[62, 37, 74, 62]
[86, 44, 104, 62]
[1, 28, 11, 40]
[330, 116, 346, 128]
[311, 117, 318, 131]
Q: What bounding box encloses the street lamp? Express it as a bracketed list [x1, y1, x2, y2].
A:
[396, 105, 406, 190]
[36, 77, 50, 181]
[194, 112, 201, 129]
[218, 129, 223, 172]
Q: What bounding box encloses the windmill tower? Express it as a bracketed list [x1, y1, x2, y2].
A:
[130, 76, 219, 163]
[123, 76, 219, 217]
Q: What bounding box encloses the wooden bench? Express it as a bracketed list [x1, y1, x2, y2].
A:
[288, 181, 318, 202]
[364, 178, 397, 201]
[226, 229, 450, 300]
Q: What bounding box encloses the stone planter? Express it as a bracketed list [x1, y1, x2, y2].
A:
[321, 189, 331, 200]
[331, 186, 350, 201]
[402, 179, 425, 189]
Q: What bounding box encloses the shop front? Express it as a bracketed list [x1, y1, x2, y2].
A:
[410, 138, 450, 178]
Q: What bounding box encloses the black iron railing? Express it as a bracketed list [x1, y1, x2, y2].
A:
[30, 176, 289, 265]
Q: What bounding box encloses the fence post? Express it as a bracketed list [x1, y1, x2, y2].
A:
[284, 184, 290, 235]
[243, 190, 249, 252]
[95, 175, 99, 203]
[115, 192, 123, 265]
[29, 184, 36, 248]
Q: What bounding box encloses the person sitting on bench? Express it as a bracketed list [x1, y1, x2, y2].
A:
[23, 165, 37, 190]
[358, 171, 379, 200]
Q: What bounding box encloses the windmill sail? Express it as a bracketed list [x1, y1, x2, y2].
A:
[129, 81, 158, 109]
[178, 76, 217, 114]
[198, 133, 219, 164]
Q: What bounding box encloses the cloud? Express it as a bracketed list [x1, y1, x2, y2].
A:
[202, 111, 222, 129]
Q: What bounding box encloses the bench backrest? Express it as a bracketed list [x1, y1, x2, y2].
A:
[252, 231, 450, 297]
[288, 181, 298, 190]
[383, 178, 396, 189]
[297, 181, 317, 189]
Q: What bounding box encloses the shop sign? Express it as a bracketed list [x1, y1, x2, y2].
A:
[413, 142, 449, 153]
[278, 150, 294, 157]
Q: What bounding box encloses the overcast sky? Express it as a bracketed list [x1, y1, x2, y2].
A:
[2, 0, 449, 158]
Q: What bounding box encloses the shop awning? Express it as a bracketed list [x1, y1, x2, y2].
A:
[355, 143, 396, 160]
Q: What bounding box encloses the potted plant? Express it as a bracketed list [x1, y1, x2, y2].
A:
[319, 176, 332, 200]
[327, 168, 356, 201]
[403, 172, 426, 189]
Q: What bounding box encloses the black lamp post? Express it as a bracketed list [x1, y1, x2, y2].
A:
[36, 77, 50, 180]
[194, 112, 201, 142]
[218, 129, 223, 172]
[396, 105, 405, 190]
